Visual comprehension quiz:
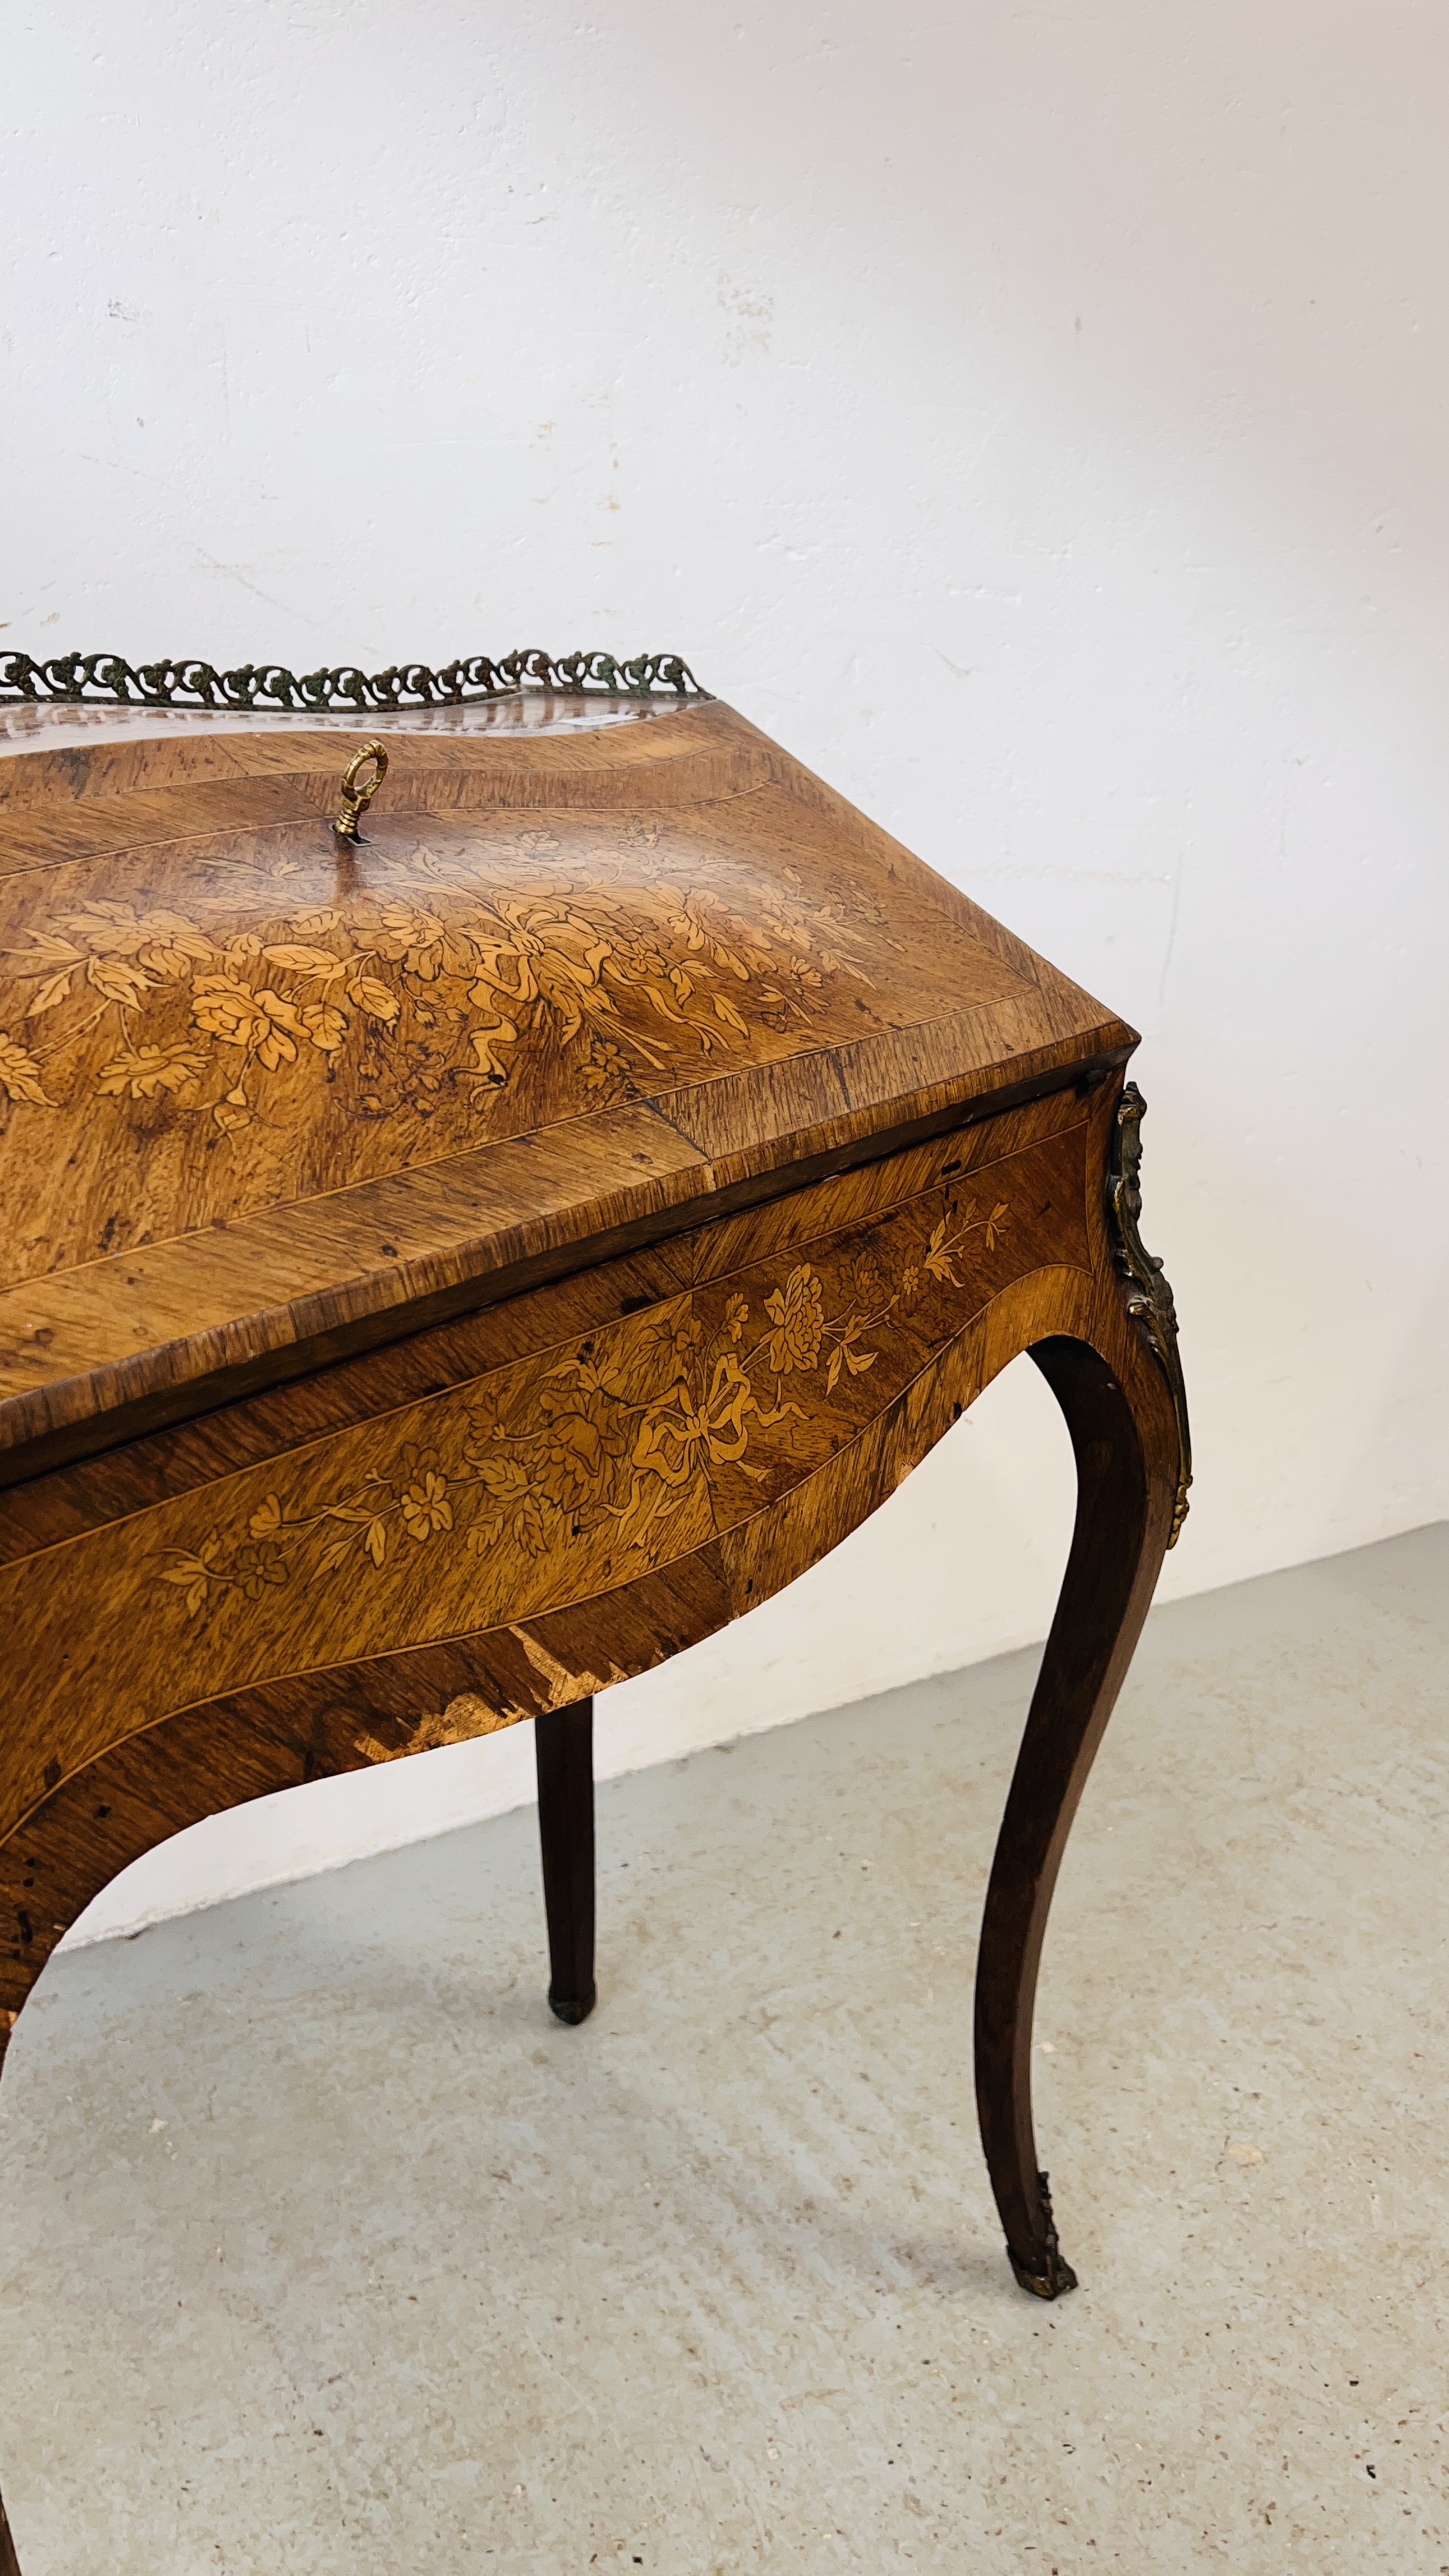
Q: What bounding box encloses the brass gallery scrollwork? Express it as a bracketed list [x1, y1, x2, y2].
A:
[0, 836, 873, 1135]
[155, 1193, 1011, 1616]
[0, 647, 703, 709]
[1107, 1080, 1192, 1546]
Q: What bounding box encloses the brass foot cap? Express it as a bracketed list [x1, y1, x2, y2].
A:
[548, 1986, 597, 2027]
[1008, 2244, 1079, 2299]
[1006, 2168, 1078, 2299]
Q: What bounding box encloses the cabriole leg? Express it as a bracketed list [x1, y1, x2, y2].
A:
[974, 1333, 1178, 2297]
[535, 1697, 597, 2026]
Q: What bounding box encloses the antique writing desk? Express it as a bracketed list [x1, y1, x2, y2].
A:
[0, 649, 1189, 2570]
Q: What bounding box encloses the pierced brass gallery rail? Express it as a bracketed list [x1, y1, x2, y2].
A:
[1107, 1080, 1192, 1546]
[0, 648, 703, 709]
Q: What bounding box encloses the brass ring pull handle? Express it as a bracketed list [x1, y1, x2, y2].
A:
[334, 740, 389, 842]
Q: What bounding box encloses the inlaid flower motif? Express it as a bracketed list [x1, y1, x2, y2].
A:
[851, 1247, 889, 1311]
[651, 1314, 704, 1381]
[534, 1409, 610, 1512]
[189, 975, 273, 1048]
[763, 1266, 825, 1374]
[614, 938, 671, 984]
[152, 1184, 1013, 1616]
[534, 1367, 631, 1512]
[231, 1539, 289, 1599]
[400, 1463, 453, 1542]
[374, 905, 448, 979]
[96, 1044, 208, 1100]
[580, 1034, 632, 1092]
[0, 825, 879, 1140]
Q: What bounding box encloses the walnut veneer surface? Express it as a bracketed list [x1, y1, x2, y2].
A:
[0, 684, 1188, 2575]
[0, 694, 1130, 1475]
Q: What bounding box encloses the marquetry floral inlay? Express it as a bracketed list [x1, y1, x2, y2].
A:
[157, 1192, 1009, 1614]
[0, 827, 878, 1135]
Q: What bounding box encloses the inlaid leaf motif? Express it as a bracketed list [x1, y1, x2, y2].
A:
[87, 954, 153, 1008]
[0, 1034, 50, 1106]
[61, 907, 148, 954]
[300, 1001, 348, 1052]
[24, 969, 75, 1017]
[158, 1529, 221, 1616]
[11, 931, 81, 970]
[924, 1217, 959, 1284]
[511, 1491, 549, 1556]
[134, 913, 215, 976]
[263, 945, 348, 978]
[254, 990, 305, 1070]
[346, 975, 399, 1025]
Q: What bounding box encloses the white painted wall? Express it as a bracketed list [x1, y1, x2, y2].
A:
[4, 1, 1446, 1941]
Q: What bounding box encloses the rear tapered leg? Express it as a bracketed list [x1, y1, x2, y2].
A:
[974, 1334, 1179, 2297]
[535, 1697, 597, 2025]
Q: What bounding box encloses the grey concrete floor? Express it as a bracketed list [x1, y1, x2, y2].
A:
[2, 1524, 1447, 2575]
